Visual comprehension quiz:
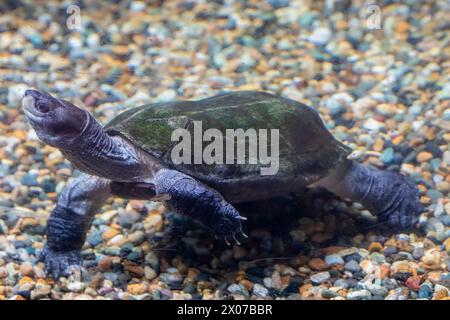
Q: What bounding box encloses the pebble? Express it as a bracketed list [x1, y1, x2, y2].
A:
[347, 290, 371, 300]
[67, 281, 86, 293]
[102, 228, 120, 241]
[7, 84, 27, 106]
[406, 276, 421, 291]
[368, 242, 383, 252]
[117, 210, 141, 228]
[344, 260, 361, 272]
[87, 230, 103, 247]
[310, 272, 330, 284]
[421, 249, 441, 267]
[30, 283, 51, 300]
[20, 174, 38, 187]
[360, 260, 376, 275]
[365, 283, 388, 296]
[227, 284, 247, 295]
[19, 262, 34, 277]
[127, 283, 148, 295]
[144, 266, 157, 281]
[432, 285, 449, 300]
[97, 257, 113, 272]
[321, 288, 338, 299]
[363, 119, 384, 131]
[309, 27, 332, 46]
[380, 148, 395, 164]
[325, 93, 353, 115]
[252, 284, 269, 297]
[418, 283, 433, 299]
[417, 152, 433, 162]
[144, 252, 159, 270]
[325, 254, 344, 266]
[308, 258, 328, 271]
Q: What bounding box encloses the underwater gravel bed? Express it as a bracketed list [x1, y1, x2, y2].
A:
[0, 0, 449, 300]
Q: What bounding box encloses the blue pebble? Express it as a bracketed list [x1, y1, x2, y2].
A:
[443, 109, 450, 121]
[21, 174, 38, 186]
[344, 260, 361, 272]
[394, 113, 405, 121]
[87, 229, 102, 247]
[380, 148, 394, 164]
[343, 253, 362, 263]
[441, 215, 450, 226]
[418, 283, 433, 299]
[268, 0, 290, 9]
[225, 16, 237, 30]
[430, 158, 441, 171]
[0, 164, 9, 178]
[299, 12, 318, 28]
[103, 247, 121, 256]
[325, 99, 343, 116]
[325, 254, 344, 266]
[439, 273, 450, 288]
[26, 33, 43, 48]
[426, 189, 443, 200]
[334, 279, 349, 289]
[26, 246, 36, 256]
[127, 249, 143, 263]
[40, 178, 56, 193]
[103, 272, 119, 285]
[409, 104, 422, 116]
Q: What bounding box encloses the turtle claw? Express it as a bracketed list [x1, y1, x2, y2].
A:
[39, 245, 83, 280]
[224, 238, 231, 246]
[232, 235, 241, 246]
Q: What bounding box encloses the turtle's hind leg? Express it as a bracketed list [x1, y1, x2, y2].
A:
[315, 160, 424, 229]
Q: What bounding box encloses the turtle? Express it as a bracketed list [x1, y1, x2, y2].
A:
[21, 89, 423, 279]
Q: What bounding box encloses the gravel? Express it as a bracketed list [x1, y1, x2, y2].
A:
[0, 0, 448, 300]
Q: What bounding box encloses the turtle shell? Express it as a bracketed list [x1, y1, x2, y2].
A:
[105, 91, 351, 202]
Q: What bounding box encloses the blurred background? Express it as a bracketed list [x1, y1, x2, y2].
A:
[0, 0, 449, 300]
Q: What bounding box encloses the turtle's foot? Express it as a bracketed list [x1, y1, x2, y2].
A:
[375, 173, 424, 229]
[203, 207, 248, 246]
[39, 246, 83, 280]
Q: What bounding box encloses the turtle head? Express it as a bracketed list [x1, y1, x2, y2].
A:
[22, 90, 88, 147]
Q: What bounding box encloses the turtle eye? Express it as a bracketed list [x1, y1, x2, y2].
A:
[36, 102, 50, 113]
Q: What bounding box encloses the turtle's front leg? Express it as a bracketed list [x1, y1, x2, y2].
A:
[41, 174, 111, 279]
[154, 169, 247, 244]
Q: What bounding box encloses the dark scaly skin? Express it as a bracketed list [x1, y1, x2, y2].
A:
[39, 174, 111, 279]
[154, 169, 246, 244]
[342, 162, 423, 228]
[318, 160, 424, 229]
